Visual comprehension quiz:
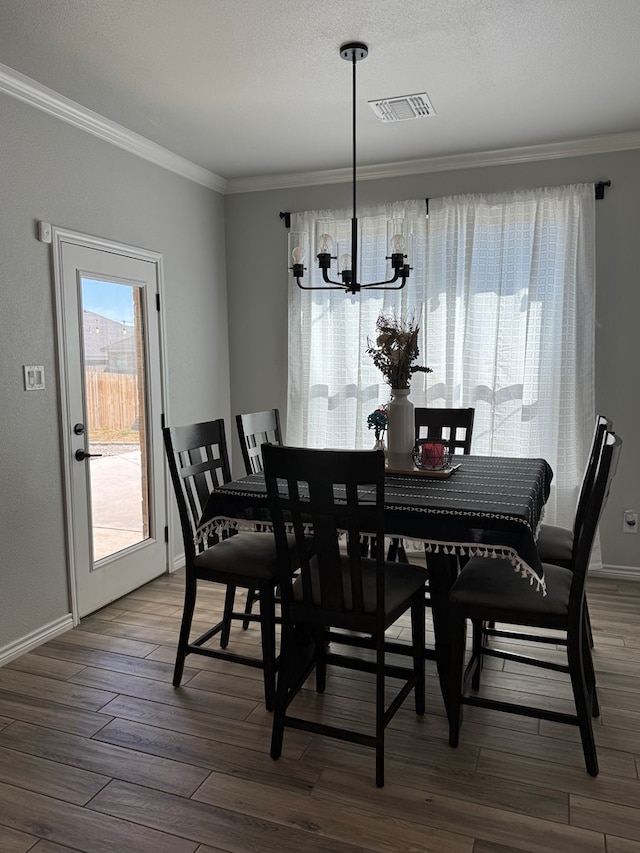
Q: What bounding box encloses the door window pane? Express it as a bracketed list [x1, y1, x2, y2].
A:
[81, 277, 150, 562]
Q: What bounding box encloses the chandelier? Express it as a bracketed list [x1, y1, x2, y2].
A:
[289, 42, 411, 295]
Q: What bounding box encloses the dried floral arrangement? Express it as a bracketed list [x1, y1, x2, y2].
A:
[366, 313, 432, 389]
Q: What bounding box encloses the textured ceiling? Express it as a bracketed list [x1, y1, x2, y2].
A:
[1, 0, 640, 183]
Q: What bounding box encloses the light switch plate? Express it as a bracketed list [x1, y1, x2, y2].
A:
[23, 365, 45, 390]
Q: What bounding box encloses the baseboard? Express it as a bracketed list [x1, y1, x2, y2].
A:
[171, 553, 185, 572]
[592, 564, 640, 581]
[0, 614, 75, 667]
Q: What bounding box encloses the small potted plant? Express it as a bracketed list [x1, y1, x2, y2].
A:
[367, 406, 388, 451]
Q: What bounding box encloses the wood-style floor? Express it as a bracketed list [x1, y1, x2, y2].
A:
[1, 570, 640, 852]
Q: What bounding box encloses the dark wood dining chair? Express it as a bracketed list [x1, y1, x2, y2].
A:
[414, 406, 475, 455]
[387, 406, 475, 564]
[235, 408, 283, 627]
[486, 415, 611, 651]
[163, 417, 293, 710]
[537, 415, 612, 568]
[236, 408, 283, 475]
[263, 444, 426, 788]
[448, 430, 622, 776]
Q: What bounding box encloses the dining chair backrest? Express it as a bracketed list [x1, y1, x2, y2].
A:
[569, 430, 621, 615]
[163, 418, 232, 559]
[572, 415, 612, 536]
[236, 408, 283, 475]
[414, 407, 475, 455]
[263, 445, 386, 629]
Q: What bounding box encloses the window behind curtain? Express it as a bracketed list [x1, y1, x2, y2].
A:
[287, 185, 595, 529]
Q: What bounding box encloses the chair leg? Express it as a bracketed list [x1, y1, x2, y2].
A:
[173, 579, 196, 687]
[585, 600, 595, 649]
[582, 616, 600, 718]
[567, 627, 599, 776]
[270, 640, 289, 760]
[411, 593, 426, 716]
[220, 584, 235, 649]
[386, 538, 400, 561]
[375, 631, 385, 788]
[314, 627, 327, 694]
[471, 619, 484, 691]
[270, 621, 314, 759]
[242, 588, 258, 630]
[448, 610, 467, 747]
[259, 584, 277, 711]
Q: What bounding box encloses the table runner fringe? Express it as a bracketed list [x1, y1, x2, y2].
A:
[196, 518, 546, 594]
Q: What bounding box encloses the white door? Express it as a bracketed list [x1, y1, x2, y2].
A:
[54, 233, 168, 617]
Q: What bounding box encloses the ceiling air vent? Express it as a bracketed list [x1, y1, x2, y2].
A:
[368, 93, 435, 122]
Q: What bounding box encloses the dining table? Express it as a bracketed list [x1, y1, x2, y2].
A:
[195, 453, 553, 710]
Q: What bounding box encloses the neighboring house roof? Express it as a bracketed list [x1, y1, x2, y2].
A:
[83, 310, 135, 365]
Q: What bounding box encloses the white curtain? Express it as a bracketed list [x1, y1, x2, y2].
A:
[287, 200, 430, 451]
[287, 185, 596, 528]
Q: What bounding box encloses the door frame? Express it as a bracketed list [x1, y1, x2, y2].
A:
[51, 227, 171, 624]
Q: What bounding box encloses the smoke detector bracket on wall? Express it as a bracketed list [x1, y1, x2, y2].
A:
[368, 93, 435, 122]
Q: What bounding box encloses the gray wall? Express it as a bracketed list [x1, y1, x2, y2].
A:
[225, 149, 640, 572]
[0, 93, 230, 650]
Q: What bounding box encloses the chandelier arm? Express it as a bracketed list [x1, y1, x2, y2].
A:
[295, 278, 353, 291]
[359, 267, 410, 288]
[360, 277, 409, 290]
[320, 267, 350, 287]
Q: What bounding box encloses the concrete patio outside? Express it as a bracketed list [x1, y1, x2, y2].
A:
[88, 444, 144, 560]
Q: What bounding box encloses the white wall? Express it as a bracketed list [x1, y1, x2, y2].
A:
[225, 149, 640, 574]
[0, 93, 230, 652]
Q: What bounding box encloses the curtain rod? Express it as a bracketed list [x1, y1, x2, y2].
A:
[279, 182, 611, 227]
[594, 180, 611, 200]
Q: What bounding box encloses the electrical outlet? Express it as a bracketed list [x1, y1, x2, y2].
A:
[623, 510, 638, 534]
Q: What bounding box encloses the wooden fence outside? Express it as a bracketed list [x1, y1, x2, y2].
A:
[85, 370, 139, 431]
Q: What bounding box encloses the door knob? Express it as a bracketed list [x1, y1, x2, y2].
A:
[75, 449, 103, 461]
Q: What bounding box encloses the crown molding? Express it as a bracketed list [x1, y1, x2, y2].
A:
[0, 63, 226, 193]
[3, 62, 639, 198]
[225, 130, 640, 194]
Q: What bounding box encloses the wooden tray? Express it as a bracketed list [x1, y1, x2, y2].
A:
[385, 463, 461, 479]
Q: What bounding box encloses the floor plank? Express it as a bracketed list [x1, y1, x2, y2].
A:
[0, 720, 210, 797]
[570, 795, 640, 841]
[311, 767, 604, 853]
[89, 778, 376, 852]
[0, 823, 38, 853]
[0, 780, 198, 853]
[0, 741, 109, 804]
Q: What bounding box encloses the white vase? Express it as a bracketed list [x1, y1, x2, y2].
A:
[386, 388, 414, 469]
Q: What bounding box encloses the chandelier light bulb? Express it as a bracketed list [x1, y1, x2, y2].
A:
[391, 233, 405, 253]
[340, 253, 352, 270]
[318, 233, 334, 254]
[291, 245, 306, 264]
